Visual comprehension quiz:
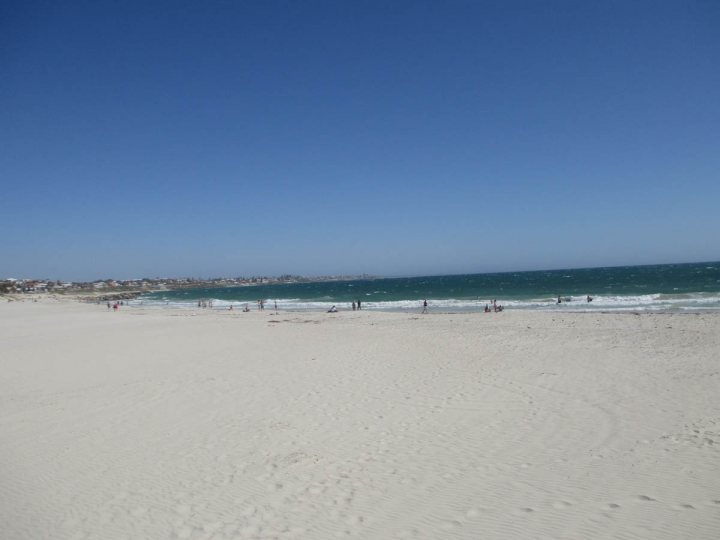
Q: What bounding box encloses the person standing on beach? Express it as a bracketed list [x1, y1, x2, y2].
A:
[422, 299, 428, 314]
[357, 300, 361, 310]
[352, 301, 356, 311]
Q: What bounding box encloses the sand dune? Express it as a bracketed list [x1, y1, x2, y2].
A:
[1, 300, 718, 539]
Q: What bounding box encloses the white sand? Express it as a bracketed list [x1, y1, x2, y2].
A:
[1, 299, 719, 539]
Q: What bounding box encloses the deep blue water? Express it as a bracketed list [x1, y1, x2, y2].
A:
[136, 261, 720, 312]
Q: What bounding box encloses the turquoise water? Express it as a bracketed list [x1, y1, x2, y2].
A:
[137, 262, 720, 312]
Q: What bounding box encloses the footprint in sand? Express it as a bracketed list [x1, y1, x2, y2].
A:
[465, 508, 482, 518]
[395, 531, 416, 538]
[112, 491, 129, 501]
[201, 520, 223, 533]
[174, 504, 191, 515]
[174, 525, 193, 539]
[519, 507, 535, 514]
[551, 501, 573, 509]
[241, 524, 261, 536]
[345, 515, 365, 526]
[637, 495, 657, 502]
[61, 518, 82, 530]
[607, 503, 621, 509]
[240, 506, 256, 517]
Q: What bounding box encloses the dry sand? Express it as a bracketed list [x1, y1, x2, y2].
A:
[1, 299, 719, 539]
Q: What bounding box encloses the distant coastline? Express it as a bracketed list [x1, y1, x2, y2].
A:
[1, 274, 377, 302]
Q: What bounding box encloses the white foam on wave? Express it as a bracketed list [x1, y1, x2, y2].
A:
[502, 293, 720, 312]
[128, 291, 720, 313]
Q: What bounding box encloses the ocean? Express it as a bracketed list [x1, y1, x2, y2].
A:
[134, 262, 720, 313]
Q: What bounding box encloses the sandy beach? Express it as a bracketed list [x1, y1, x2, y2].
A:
[1, 299, 719, 539]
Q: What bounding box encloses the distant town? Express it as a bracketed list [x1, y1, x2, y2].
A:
[1, 274, 374, 299]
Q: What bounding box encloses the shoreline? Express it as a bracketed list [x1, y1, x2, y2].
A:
[5, 292, 720, 315]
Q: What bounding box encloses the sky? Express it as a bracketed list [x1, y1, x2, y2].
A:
[1, 0, 719, 281]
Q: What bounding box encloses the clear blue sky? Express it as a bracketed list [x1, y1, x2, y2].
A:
[2, 1, 719, 281]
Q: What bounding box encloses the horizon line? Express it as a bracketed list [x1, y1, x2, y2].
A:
[5, 258, 718, 284]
